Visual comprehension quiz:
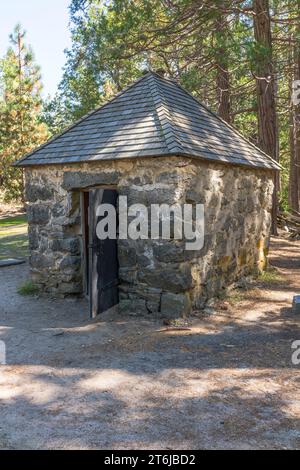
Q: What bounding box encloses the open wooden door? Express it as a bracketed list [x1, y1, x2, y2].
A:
[88, 188, 119, 318]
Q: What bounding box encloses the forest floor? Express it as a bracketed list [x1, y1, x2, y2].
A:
[0, 235, 299, 449]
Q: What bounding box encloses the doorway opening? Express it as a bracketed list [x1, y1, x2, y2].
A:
[82, 188, 119, 318]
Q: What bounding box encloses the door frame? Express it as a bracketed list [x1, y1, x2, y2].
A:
[80, 186, 119, 313]
[81, 190, 90, 298]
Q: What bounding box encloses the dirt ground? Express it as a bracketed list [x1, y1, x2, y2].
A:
[0, 236, 300, 450]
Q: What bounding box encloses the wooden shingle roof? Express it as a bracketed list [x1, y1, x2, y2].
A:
[16, 72, 280, 170]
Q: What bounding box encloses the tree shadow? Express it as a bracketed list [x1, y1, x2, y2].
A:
[1, 367, 300, 449]
[1, 235, 300, 448]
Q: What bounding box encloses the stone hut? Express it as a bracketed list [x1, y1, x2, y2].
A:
[15, 72, 280, 318]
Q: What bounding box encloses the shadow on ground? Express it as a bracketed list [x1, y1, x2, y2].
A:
[0, 236, 300, 449]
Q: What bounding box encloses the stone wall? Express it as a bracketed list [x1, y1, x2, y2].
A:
[24, 156, 274, 316]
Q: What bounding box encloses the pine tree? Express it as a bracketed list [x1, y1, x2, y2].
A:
[288, 0, 300, 212]
[0, 24, 48, 201]
[253, 0, 279, 233]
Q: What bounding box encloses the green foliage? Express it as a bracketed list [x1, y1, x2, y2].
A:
[56, 0, 297, 210]
[41, 93, 68, 136]
[17, 280, 39, 296]
[227, 290, 245, 304]
[58, 0, 171, 120]
[58, 0, 263, 126]
[0, 2, 299, 211]
[0, 24, 49, 201]
[258, 268, 283, 284]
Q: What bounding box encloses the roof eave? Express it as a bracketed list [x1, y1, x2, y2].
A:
[15, 150, 280, 171]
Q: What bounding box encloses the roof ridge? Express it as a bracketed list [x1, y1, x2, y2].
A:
[15, 72, 152, 166]
[146, 73, 184, 154]
[156, 73, 281, 170]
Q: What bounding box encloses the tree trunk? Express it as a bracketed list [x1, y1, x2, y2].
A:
[253, 0, 279, 234]
[215, 15, 231, 123]
[289, 96, 298, 211]
[289, 5, 300, 212]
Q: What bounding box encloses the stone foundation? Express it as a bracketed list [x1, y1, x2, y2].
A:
[24, 156, 274, 316]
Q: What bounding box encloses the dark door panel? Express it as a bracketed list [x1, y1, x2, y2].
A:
[89, 189, 119, 318]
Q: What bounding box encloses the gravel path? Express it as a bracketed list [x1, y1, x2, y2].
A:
[0, 236, 300, 449]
